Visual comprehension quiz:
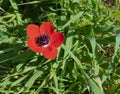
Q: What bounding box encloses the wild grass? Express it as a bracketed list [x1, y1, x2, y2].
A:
[0, 0, 120, 94]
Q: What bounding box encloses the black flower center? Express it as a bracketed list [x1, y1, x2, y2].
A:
[36, 34, 50, 46]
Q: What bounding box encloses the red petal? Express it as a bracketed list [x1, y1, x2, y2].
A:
[27, 39, 43, 53]
[43, 46, 58, 59]
[27, 24, 40, 38]
[40, 22, 54, 36]
[50, 32, 64, 48]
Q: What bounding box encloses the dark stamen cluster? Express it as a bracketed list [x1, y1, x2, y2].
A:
[36, 34, 50, 46]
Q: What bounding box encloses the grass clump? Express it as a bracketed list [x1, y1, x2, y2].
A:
[0, 0, 120, 94]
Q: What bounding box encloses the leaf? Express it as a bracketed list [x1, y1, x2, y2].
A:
[9, 0, 22, 24]
[51, 66, 58, 89]
[35, 76, 49, 94]
[0, 78, 12, 87]
[112, 33, 120, 59]
[25, 70, 43, 89]
[11, 74, 28, 87]
[51, 86, 60, 94]
[83, 71, 104, 94]
[17, 0, 46, 5]
[90, 37, 96, 59]
[104, 11, 120, 21]
[64, 30, 74, 57]
[62, 11, 84, 29]
[62, 44, 104, 94]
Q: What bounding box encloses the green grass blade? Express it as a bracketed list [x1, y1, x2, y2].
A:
[9, 0, 22, 24]
[11, 74, 28, 87]
[112, 33, 120, 59]
[25, 70, 43, 89]
[62, 11, 84, 29]
[83, 71, 104, 94]
[62, 44, 104, 94]
[35, 75, 49, 94]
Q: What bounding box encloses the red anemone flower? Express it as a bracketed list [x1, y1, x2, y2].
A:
[26, 22, 64, 59]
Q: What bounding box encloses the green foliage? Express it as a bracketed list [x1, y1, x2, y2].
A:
[0, 0, 120, 94]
